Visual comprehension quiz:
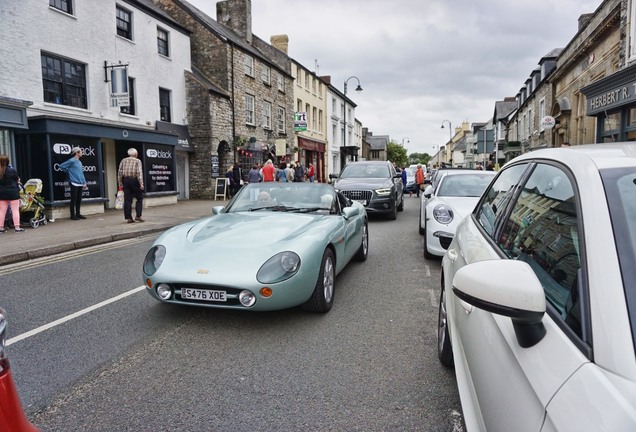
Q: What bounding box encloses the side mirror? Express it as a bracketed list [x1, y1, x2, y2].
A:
[329, 173, 339, 179]
[342, 206, 360, 219]
[452, 260, 546, 348]
[212, 206, 224, 215]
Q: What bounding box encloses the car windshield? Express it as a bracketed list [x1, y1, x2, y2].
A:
[340, 164, 390, 179]
[437, 173, 495, 197]
[224, 183, 338, 213]
[601, 166, 636, 347]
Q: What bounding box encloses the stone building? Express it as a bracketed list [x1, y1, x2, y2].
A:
[152, 0, 295, 197]
[0, 0, 194, 219]
[551, 0, 622, 146]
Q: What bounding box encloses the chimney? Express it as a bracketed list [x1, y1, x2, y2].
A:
[270, 34, 289, 54]
[578, 13, 593, 31]
[217, 0, 252, 43]
[319, 75, 332, 85]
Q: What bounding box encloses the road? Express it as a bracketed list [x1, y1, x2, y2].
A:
[2, 196, 464, 431]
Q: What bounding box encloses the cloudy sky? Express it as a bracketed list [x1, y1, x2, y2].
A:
[187, 0, 602, 156]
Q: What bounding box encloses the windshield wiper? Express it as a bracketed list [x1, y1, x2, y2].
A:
[249, 204, 294, 212]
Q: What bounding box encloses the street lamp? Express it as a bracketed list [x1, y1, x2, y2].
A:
[440, 120, 452, 141]
[441, 120, 452, 166]
[401, 137, 410, 146]
[343, 76, 362, 164]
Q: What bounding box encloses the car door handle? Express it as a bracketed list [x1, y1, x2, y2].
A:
[447, 249, 458, 261]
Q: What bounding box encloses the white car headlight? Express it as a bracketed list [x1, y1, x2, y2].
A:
[257, 251, 301, 284]
[375, 188, 392, 196]
[143, 245, 166, 276]
[433, 204, 454, 224]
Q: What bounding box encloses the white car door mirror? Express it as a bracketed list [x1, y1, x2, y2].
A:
[452, 260, 547, 348]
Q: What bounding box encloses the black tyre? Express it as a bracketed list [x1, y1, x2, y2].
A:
[418, 209, 425, 235]
[438, 283, 454, 367]
[302, 249, 335, 313]
[354, 220, 369, 262]
[387, 201, 397, 220]
[397, 194, 404, 211]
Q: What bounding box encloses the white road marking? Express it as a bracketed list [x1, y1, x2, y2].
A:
[6, 286, 146, 346]
[429, 289, 437, 308]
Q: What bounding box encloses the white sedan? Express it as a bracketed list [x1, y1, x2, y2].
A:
[439, 144, 636, 431]
[419, 169, 496, 258]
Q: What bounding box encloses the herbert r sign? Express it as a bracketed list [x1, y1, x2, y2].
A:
[585, 78, 636, 115]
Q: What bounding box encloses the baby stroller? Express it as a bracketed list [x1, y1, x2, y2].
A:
[5, 179, 48, 228]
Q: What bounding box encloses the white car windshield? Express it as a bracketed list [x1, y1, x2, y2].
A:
[437, 173, 495, 197]
[225, 183, 338, 213]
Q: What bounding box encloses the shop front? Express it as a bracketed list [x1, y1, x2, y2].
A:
[298, 137, 326, 183]
[0, 96, 31, 164]
[15, 117, 182, 220]
[581, 63, 636, 143]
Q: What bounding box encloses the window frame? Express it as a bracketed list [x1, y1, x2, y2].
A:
[262, 100, 272, 129]
[276, 72, 285, 93]
[41, 52, 87, 109]
[116, 5, 133, 40]
[49, 0, 73, 14]
[157, 27, 169, 57]
[244, 55, 254, 77]
[245, 93, 255, 125]
[261, 65, 271, 85]
[159, 87, 171, 122]
[277, 106, 286, 133]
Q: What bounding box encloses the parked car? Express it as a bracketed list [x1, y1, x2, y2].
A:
[419, 169, 495, 258]
[0, 308, 39, 432]
[403, 166, 418, 195]
[332, 161, 404, 220]
[438, 144, 636, 431]
[143, 183, 368, 313]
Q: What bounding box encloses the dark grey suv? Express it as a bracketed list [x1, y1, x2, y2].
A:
[332, 161, 404, 220]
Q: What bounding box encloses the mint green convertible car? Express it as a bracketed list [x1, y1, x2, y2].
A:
[143, 182, 368, 313]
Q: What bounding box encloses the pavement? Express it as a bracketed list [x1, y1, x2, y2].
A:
[0, 199, 229, 266]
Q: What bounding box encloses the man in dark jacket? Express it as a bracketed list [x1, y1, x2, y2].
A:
[232, 163, 242, 196]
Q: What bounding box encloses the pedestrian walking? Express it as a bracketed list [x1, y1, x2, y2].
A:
[0, 155, 24, 233]
[415, 164, 425, 198]
[59, 147, 87, 220]
[117, 148, 145, 223]
[225, 166, 235, 198]
[307, 163, 315, 182]
[293, 162, 305, 182]
[276, 161, 288, 182]
[262, 159, 276, 182]
[247, 164, 261, 183]
[232, 162, 242, 196]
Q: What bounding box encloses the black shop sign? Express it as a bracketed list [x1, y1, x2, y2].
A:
[51, 140, 100, 201]
[144, 144, 175, 193]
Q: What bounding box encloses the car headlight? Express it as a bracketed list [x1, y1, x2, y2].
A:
[257, 251, 301, 284]
[375, 188, 392, 196]
[433, 204, 454, 224]
[143, 245, 166, 276]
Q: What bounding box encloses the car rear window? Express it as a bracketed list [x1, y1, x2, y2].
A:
[340, 164, 389, 178]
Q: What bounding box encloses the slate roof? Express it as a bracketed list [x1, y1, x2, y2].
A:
[367, 136, 388, 151]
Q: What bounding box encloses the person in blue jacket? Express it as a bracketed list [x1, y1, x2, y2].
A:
[59, 147, 87, 220]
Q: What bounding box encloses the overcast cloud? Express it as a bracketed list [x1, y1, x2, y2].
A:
[187, 0, 602, 155]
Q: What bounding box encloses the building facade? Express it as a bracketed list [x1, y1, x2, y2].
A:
[1, 0, 194, 219]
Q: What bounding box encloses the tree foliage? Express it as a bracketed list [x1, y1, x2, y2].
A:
[409, 152, 432, 165]
[387, 141, 409, 167]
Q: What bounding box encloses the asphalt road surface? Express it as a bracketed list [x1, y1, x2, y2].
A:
[3, 195, 464, 431]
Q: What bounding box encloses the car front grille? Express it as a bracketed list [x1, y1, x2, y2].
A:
[341, 190, 373, 202]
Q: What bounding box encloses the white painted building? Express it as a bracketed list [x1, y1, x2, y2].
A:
[0, 0, 193, 218]
[325, 76, 361, 176]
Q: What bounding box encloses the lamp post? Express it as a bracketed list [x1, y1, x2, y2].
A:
[401, 137, 410, 146]
[343, 76, 362, 167]
[441, 120, 452, 166]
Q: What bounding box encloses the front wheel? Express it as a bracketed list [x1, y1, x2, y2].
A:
[438, 283, 454, 367]
[354, 221, 369, 262]
[423, 223, 434, 259]
[302, 249, 335, 313]
[30, 217, 39, 228]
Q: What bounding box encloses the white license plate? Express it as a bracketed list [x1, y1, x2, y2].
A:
[355, 199, 367, 205]
[181, 288, 227, 302]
